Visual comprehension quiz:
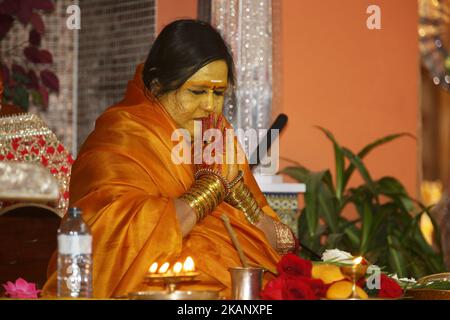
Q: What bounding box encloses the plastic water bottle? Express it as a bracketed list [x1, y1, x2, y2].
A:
[57, 207, 93, 298]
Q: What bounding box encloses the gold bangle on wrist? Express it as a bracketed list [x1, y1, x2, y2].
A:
[194, 168, 230, 196]
[228, 170, 244, 189]
[179, 172, 227, 222]
[225, 180, 263, 225]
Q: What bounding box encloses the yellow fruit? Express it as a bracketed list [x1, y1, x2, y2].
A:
[312, 264, 345, 284]
[326, 280, 368, 300]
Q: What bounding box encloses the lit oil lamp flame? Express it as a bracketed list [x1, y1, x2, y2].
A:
[158, 262, 170, 274]
[172, 262, 183, 274]
[183, 256, 195, 272]
[353, 256, 363, 265]
[149, 262, 158, 274]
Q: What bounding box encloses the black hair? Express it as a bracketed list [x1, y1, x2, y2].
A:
[142, 19, 235, 96]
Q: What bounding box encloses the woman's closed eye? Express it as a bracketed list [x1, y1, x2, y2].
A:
[189, 89, 225, 96]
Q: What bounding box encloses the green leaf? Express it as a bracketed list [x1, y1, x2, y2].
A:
[12, 86, 29, 111]
[304, 170, 327, 238]
[359, 202, 373, 254]
[376, 176, 414, 212]
[315, 126, 345, 204]
[342, 133, 414, 191]
[317, 184, 338, 233]
[342, 147, 377, 197]
[12, 72, 30, 85]
[326, 233, 344, 249]
[3, 85, 13, 99]
[338, 218, 361, 249]
[280, 166, 310, 183]
[387, 235, 407, 278]
[30, 89, 43, 107]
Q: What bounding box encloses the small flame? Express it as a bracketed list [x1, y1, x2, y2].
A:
[183, 256, 195, 272]
[158, 262, 170, 274]
[353, 256, 363, 265]
[149, 262, 158, 274]
[173, 262, 183, 274]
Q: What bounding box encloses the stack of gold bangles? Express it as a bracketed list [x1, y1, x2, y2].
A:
[224, 171, 263, 225]
[180, 169, 229, 222]
[180, 169, 264, 225]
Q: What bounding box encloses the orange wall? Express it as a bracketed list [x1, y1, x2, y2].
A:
[155, 0, 419, 196]
[156, 0, 197, 33]
[279, 0, 419, 197]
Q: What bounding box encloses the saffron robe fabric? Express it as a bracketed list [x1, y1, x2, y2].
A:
[42, 64, 280, 298]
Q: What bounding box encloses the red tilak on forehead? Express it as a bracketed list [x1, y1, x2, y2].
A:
[184, 80, 227, 90]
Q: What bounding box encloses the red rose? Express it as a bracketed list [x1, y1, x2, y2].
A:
[0, 155, 4, 161]
[50, 168, 58, 175]
[20, 149, 29, 157]
[277, 253, 312, 278]
[60, 166, 69, 174]
[283, 276, 318, 300]
[378, 274, 403, 298]
[63, 191, 70, 200]
[6, 152, 15, 160]
[304, 277, 328, 298]
[260, 276, 285, 300]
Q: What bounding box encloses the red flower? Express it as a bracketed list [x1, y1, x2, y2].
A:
[378, 274, 403, 298]
[57, 144, 65, 153]
[63, 191, 70, 200]
[283, 277, 318, 300]
[46, 146, 55, 154]
[0, 155, 4, 161]
[261, 268, 328, 300]
[260, 276, 285, 300]
[50, 168, 58, 175]
[277, 253, 312, 278]
[304, 277, 329, 298]
[20, 149, 29, 157]
[6, 152, 15, 160]
[60, 166, 69, 174]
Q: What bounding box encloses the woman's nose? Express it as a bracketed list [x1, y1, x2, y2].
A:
[201, 91, 215, 112]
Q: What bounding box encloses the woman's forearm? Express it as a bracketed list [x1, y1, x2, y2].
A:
[255, 214, 277, 249]
[174, 198, 197, 237]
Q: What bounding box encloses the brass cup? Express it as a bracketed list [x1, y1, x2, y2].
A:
[340, 263, 368, 299]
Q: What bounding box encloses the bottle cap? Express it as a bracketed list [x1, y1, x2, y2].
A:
[68, 207, 82, 217]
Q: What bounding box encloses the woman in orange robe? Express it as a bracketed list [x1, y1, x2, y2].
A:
[43, 19, 296, 299]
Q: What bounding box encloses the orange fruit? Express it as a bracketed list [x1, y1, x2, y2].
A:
[312, 264, 345, 284]
[326, 280, 368, 300]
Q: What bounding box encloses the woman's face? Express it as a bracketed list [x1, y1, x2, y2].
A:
[158, 60, 228, 138]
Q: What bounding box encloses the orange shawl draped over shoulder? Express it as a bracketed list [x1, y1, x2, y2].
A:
[43, 65, 280, 298]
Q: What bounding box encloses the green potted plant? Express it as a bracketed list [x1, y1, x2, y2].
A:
[281, 127, 447, 279]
